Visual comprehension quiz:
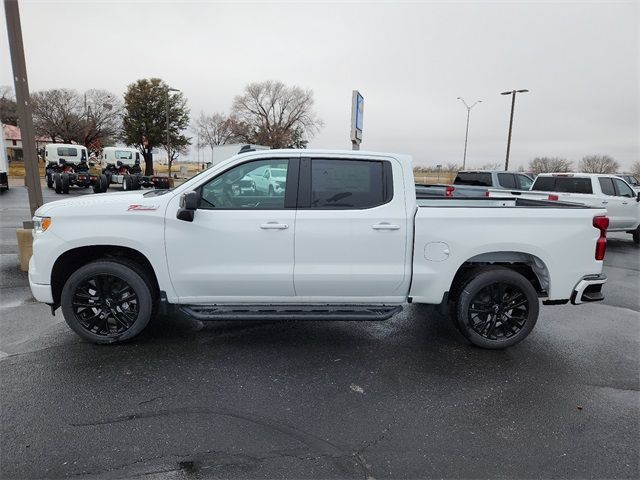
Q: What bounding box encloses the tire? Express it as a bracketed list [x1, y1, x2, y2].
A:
[61, 173, 70, 194]
[268, 185, 274, 196]
[53, 173, 62, 194]
[60, 260, 153, 344]
[633, 227, 639, 245]
[123, 175, 132, 191]
[451, 267, 539, 349]
[46, 173, 54, 189]
[131, 175, 140, 190]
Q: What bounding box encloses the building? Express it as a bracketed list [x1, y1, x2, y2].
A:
[2, 124, 50, 162]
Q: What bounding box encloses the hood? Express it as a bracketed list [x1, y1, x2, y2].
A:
[35, 190, 167, 217]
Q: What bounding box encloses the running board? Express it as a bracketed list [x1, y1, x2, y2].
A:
[179, 304, 403, 321]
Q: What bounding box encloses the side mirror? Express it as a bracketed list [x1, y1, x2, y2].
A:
[177, 191, 198, 222]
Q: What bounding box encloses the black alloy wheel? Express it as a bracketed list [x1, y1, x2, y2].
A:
[61, 260, 153, 344]
[71, 274, 139, 337]
[452, 267, 539, 349]
[467, 282, 529, 341]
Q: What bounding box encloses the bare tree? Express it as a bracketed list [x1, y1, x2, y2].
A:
[479, 161, 502, 170]
[82, 89, 122, 150]
[31, 88, 121, 149]
[231, 80, 323, 148]
[527, 157, 573, 174]
[578, 154, 619, 174]
[630, 161, 640, 176]
[194, 112, 240, 159]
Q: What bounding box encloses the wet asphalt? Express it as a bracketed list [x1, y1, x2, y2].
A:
[0, 185, 638, 479]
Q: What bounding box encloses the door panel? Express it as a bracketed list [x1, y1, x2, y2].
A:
[294, 158, 408, 299]
[164, 157, 297, 302]
[612, 178, 638, 229]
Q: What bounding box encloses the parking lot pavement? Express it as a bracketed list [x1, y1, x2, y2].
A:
[1, 185, 639, 479]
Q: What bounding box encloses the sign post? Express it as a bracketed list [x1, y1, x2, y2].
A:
[350, 90, 364, 150]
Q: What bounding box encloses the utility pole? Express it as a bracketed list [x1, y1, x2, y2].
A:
[456, 97, 482, 169]
[501, 89, 529, 171]
[5, 0, 43, 225]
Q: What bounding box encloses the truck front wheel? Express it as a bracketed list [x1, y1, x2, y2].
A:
[632, 227, 639, 245]
[60, 260, 153, 344]
[451, 268, 539, 349]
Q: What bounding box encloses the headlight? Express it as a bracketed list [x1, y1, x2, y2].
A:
[32, 216, 51, 234]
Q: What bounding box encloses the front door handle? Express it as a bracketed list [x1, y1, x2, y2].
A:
[622, 201, 629, 205]
[372, 223, 400, 230]
[260, 222, 288, 230]
[602, 201, 608, 205]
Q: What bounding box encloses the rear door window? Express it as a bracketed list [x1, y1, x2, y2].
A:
[598, 177, 616, 196]
[497, 173, 516, 189]
[454, 172, 492, 187]
[309, 159, 390, 209]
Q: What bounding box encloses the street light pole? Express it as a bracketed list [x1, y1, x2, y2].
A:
[165, 87, 179, 177]
[501, 89, 529, 171]
[457, 97, 481, 170]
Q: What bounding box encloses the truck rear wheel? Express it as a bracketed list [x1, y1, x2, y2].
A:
[60, 260, 153, 344]
[53, 173, 62, 194]
[61, 173, 70, 194]
[451, 267, 539, 349]
[46, 173, 54, 189]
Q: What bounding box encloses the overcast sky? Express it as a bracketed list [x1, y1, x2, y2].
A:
[1, 0, 638, 169]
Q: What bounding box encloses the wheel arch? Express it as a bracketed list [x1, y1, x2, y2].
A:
[51, 245, 160, 305]
[451, 251, 550, 297]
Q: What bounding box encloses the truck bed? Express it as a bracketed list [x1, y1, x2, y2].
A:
[416, 196, 593, 209]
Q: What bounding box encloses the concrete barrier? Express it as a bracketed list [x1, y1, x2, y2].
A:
[16, 228, 32, 272]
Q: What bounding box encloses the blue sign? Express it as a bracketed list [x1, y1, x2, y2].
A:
[355, 92, 364, 132]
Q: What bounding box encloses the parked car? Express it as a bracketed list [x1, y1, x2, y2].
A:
[248, 165, 287, 196]
[30, 150, 608, 349]
[417, 170, 534, 197]
[488, 173, 640, 243]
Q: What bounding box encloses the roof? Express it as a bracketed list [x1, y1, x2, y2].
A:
[3, 124, 50, 142]
[537, 173, 619, 177]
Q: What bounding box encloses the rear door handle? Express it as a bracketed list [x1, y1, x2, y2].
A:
[372, 223, 400, 230]
[260, 222, 288, 230]
[602, 201, 608, 205]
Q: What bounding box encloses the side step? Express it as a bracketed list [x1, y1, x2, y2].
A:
[179, 304, 403, 321]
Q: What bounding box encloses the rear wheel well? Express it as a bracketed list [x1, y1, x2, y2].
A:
[449, 253, 549, 302]
[51, 246, 160, 305]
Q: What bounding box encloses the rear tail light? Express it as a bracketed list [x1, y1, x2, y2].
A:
[484, 190, 491, 197]
[548, 194, 559, 201]
[445, 186, 455, 197]
[593, 215, 609, 261]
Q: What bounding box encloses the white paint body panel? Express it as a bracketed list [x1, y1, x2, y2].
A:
[29, 149, 605, 308]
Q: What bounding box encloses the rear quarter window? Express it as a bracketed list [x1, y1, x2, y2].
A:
[533, 176, 593, 194]
[454, 172, 492, 187]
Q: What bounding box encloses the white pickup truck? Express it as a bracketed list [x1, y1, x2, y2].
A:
[488, 173, 640, 243]
[29, 150, 609, 349]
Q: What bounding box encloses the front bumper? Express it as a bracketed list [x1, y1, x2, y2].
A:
[28, 256, 54, 303]
[570, 274, 607, 305]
